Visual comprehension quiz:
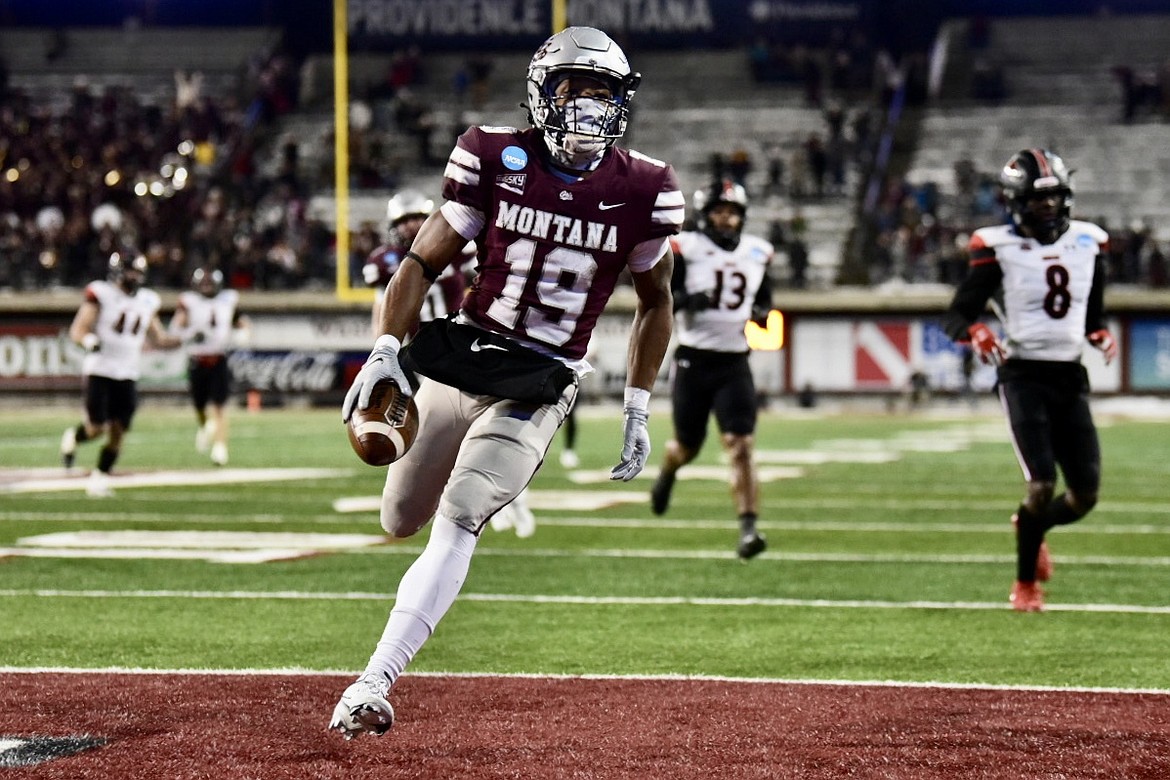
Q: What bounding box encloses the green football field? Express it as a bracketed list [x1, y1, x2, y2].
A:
[2, 399, 1168, 691]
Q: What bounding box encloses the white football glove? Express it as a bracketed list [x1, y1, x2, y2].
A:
[342, 334, 413, 422]
[610, 406, 650, 481]
[81, 333, 101, 353]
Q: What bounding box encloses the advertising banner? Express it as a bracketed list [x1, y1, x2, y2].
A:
[1128, 318, 1170, 391]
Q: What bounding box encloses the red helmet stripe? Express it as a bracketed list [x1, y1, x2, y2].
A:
[1029, 149, 1052, 178]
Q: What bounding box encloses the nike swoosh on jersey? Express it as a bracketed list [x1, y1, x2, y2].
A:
[598, 202, 626, 210]
[470, 338, 508, 353]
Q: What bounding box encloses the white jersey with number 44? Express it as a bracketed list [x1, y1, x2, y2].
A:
[82, 280, 162, 380]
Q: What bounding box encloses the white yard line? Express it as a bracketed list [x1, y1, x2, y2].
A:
[1, 587, 1168, 615]
[0, 666, 1166, 695]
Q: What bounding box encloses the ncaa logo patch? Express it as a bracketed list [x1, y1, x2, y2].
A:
[501, 146, 528, 171]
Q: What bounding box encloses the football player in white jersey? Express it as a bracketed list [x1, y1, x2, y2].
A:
[60, 251, 182, 497]
[168, 266, 250, 466]
[944, 149, 1118, 612]
[649, 181, 775, 559]
[331, 26, 682, 738]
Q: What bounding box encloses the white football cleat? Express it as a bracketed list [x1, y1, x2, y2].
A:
[85, 470, 113, 498]
[489, 508, 513, 533]
[210, 442, 228, 466]
[195, 422, 212, 453]
[330, 674, 394, 740]
[511, 490, 536, 539]
[61, 427, 77, 470]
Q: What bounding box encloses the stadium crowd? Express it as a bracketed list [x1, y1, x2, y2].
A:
[0, 48, 315, 292]
[864, 158, 1168, 288]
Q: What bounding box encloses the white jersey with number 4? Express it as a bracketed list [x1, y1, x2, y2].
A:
[82, 280, 162, 380]
[970, 220, 1107, 362]
[672, 231, 773, 352]
[176, 289, 240, 357]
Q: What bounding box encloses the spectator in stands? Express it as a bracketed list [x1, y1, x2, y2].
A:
[805, 133, 828, 198]
[393, 88, 439, 167]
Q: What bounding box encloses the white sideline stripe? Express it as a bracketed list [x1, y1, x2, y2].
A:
[1, 588, 1168, 615]
[0, 668, 1165, 696]
[0, 667, 1166, 696]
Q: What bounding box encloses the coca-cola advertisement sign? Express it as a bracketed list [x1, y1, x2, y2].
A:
[228, 351, 340, 393]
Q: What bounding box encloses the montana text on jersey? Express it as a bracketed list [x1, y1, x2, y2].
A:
[441, 125, 683, 361]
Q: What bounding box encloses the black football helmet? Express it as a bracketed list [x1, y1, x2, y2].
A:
[999, 148, 1073, 244]
[192, 266, 224, 297]
[108, 250, 148, 295]
[526, 26, 640, 170]
[694, 180, 748, 250]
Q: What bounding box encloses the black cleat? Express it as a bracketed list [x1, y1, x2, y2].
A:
[650, 470, 676, 515]
[737, 531, 767, 560]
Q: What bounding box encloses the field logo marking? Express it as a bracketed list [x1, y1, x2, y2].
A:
[0, 467, 351, 495]
[0, 736, 106, 768]
[1, 530, 388, 564]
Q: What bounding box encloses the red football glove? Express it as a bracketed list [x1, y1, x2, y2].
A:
[967, 323, 1005, 366]
[1088, 329, 1118, 365]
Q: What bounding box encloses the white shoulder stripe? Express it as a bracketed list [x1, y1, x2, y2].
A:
[655, 190, 685, 207]
[628, 149, 668, 168]
[444, 162, 479, 187]
[450, 145, 480, 170]
[652, 206, 686, 226]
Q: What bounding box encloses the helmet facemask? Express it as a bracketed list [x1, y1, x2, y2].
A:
[109, 251, 147, 295]
[695, 181, 749, 250]
[526, 27, 639, 171]
[193, 267, 223, 298]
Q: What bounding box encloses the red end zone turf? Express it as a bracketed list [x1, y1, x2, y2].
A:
[1, 672, 1168, 779]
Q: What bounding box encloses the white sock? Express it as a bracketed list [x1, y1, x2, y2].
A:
[364, 517, 478, 687]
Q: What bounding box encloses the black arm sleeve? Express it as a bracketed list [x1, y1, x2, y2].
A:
[1083, 255, 1108, 333]
[670, 250, 690, 313]
[752, 270, 774, 311]
[942, 261, 1004, 342]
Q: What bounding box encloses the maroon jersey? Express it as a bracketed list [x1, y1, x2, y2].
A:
[363, 236, 411, 289]
[443, 126, 682, 360]
[366, 237, 475, 321]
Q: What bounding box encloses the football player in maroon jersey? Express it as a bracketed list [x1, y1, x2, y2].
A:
[362, 189, 475, 336]
[944, 148, 1117, 613]
[332, 27, 684, 738]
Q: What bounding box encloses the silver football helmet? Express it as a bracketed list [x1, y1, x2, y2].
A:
[525, 26, 640, 170]
[386, 190, 434, 227]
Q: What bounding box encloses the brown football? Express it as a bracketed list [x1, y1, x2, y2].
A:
[346, 379, 419, 466]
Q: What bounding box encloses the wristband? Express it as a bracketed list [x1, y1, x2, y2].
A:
[81, 333, 100, 351]
[623, 386, 650, 413]
[373, 334, 402, 353]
